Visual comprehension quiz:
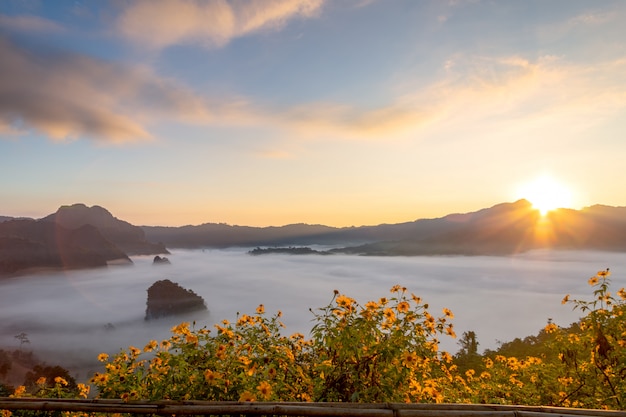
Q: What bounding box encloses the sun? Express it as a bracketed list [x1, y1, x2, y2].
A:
[517, 175, 573, 215]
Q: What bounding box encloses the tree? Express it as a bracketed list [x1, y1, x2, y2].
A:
[454, 331, 482, 372]
[14, 332, 30, 349]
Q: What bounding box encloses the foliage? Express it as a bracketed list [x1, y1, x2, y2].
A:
[0, 350, 11, 378]
[91, 307, 312, 402]
[454, 331, 482, 373]
[24, 365, 77, 392]
[547, 269, 626, 409]
[309, 286, 457, 402]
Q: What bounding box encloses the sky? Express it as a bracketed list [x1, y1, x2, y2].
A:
[1, 0, 625, 227]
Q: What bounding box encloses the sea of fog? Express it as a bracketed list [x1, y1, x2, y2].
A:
[1, 248, 625, 382]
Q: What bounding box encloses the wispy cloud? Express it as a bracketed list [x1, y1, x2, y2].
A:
[0, 14, 65, 33]
[116, 0, 324, 50]
[537, 7, 622, 43]
[276, 53, 626, 141]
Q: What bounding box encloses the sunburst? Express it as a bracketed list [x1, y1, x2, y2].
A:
[517, 175, 573, 215]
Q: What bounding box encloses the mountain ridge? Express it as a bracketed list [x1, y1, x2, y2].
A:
[142, 199, 626, 255]
[2, 200, 626, 275]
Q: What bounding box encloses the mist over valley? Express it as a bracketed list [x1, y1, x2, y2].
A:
[1, 247, 625, 384]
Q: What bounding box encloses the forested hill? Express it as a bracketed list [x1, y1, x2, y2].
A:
[142, 200, 626, 255]
[0, 204, 168, 276]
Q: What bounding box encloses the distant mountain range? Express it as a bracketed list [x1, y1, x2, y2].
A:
[143, 200, 626, 255]
[2, 200, 626, 275]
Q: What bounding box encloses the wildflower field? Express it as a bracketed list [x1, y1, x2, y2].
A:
[3, 270, 626, 411]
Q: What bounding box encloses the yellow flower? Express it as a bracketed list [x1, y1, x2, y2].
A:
[77, 383, 90, 399]
[425, 341, 438, 352]
[237, 314, 253, 326]
[411, 293, 422, 304]
[618, 288, 626, 300]
[185, 333, 199, 345]
[160, 340, 172, 350]
[12, 386, 26, 397]
[256, 304, 265, 314]
[561, 294, 570, 304]
[597, 269, 610, 277]
[545, 322, 558, 333]
[54, 376, 68, 386]
[239, 391, 256, 402]
[256, 381, 272, 400]
[204, 369, 220, 384]
[299, 392, 312, 402]
[171, 322, 190, 335]
[442, 308, 454, 319]
[215, 325, 234, 338]
[336, 295, 354, 308]
[390, 284, 403, 293]
[401, 351, 419, 368]
[588, 276, 599, 286]
[397, 301, 410, 313]
[143, 340, 158, 352]
[445, 325, 456, 338]
[91, 373, 109, 384]
[129, 346, 141, 357]
[365, 301, 379, 311]
[383, 308, 396, 322]
[97, 353, 109, 362]
[35, 377, 47, 385]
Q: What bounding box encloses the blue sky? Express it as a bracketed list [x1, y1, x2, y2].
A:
[1, 0, 625, 226]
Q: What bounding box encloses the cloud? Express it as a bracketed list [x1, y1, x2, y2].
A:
[0, 36, 219, 143]
[116, 0, 324, 50]
[537, 8, 622, 43]
[276, 52, 626, 142]
[2, 28, 624, 146]
[280, 101, 435, 139]
[0, 14, 65, 33]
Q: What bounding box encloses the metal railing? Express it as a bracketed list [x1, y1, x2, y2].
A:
[2, 399, 626, 417]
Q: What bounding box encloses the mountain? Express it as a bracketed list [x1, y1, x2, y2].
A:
[143, 200, 626, 255]
[42, 204, 168, 256]
[0, 204, 169, 276]
[145, 279, 207, 320]
[0, 219, 131, 275]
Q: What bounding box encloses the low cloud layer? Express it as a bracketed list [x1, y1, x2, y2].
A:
[116, 0, 324, 50]
[2, 248, 624, 380]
